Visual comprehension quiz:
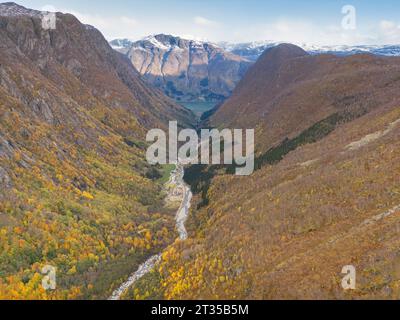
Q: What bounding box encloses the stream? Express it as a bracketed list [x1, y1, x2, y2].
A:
[108, 162, 192, 300]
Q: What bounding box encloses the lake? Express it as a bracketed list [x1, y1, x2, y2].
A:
[180, 101, 217, 117]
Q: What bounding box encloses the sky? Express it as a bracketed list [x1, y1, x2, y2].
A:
[14, 0, 400, 45]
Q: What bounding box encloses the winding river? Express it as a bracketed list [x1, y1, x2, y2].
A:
[108, 162, 192, 300]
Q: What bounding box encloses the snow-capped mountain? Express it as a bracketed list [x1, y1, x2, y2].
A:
[218, 40, 282, 61]
[306, 44, 400, 57]
[109, 38, 134, 53]
[219, 41, 400, 61]
[111, 34, 251, 102]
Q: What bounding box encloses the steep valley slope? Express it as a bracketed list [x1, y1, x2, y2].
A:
[0, 3, 194, 299]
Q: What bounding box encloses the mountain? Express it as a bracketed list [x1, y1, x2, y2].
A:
[114, 34, 252, 102]
[306, 44, 400, 57]
[135, 44, 400, 299]
[220, 41, 400, 61]
[218, 40, 281, 61]
[210, 43, 400, 153]
[0, 2, 193, 299]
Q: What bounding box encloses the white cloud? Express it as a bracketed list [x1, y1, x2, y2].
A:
[194, 16, 219, 27]
[380, 20, 397, 31]
[34, 4, 400, 45]
[120, 16, 138, 28]
[53, 8, 139, 39]
[377, 20, 400, 43]
[228, 18, 400, 46]
[180, 34, 209, 41]
[41, 5, 56, 12]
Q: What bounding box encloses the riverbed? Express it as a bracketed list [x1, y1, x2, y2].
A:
[108, 162, 192, 300]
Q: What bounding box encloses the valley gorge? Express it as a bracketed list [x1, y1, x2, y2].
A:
[1, 1, 400, 302]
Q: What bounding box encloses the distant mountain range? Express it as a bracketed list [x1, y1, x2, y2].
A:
[219, 41, 400, 61]
[111, 35, 251, 102]
[111, 38, 400, 63]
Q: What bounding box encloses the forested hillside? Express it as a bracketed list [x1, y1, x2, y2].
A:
[134, 44, 400, 300]
[0, 3, 193, 299]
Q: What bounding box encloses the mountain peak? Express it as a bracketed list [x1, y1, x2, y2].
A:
[140, 34, 207, 50]
[263, 43, 309, 59]
[142, 34, 182, 49]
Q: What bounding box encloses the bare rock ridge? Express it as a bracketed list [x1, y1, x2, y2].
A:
[114, 34, 252, 102]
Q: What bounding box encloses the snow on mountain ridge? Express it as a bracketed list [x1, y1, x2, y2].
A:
[110, 35, 400, 61]
[0, 2, 42, 17]
[0, 2, 57, 17]
[219, 41, 400, 60]
[139, 34, 211, 52]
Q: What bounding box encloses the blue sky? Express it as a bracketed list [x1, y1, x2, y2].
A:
[15, 0, 400, 44]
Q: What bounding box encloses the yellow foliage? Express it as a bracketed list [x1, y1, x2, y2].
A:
[82, 191, 94, 200]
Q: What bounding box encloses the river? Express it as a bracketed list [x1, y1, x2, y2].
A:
[108, 162, 192, 300]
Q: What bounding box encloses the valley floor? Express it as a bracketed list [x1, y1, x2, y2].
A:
[109, 162, 193, 300]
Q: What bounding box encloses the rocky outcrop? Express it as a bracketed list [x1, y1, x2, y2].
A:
[0, 166, 11, 190]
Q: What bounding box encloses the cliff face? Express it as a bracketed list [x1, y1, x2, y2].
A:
[0, 5, 194, 132]
[124, 34, 251, 102]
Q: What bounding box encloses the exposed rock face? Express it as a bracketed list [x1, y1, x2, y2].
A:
[0, 3, 195, 192]
[0, 4, 193, 132]
[122, 34, 251, 102]
[0, 166, 11, 190]
[0, 135, 14, 160]
[0, 2, 195, 195]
